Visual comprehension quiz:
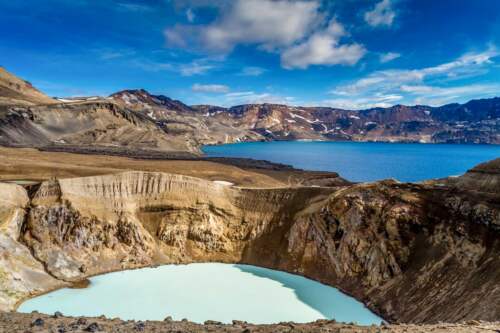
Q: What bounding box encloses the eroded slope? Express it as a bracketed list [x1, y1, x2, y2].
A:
[0, 183, 63, 309]
[0, 162, 497, 324]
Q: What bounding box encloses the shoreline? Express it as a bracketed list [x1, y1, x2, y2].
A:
[201, 139, 500, 148]
[16, 262, 386, 326]
[3, 311, 499, 333]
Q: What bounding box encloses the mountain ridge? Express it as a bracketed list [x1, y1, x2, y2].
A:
[1, 67, 499, 152]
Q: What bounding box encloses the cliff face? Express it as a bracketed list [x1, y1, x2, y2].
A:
[0, 163, 497, 324]
[0, 183, 62, 310]
[22, 172, 334, 280]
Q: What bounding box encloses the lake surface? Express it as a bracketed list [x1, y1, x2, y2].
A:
[18, 263, 382, 325]
[203, 141, 500, 182]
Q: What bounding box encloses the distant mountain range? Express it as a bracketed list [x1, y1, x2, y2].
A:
[1, 67, 499, 154]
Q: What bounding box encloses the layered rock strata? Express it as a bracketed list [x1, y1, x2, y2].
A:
[0, 160, 499, 325]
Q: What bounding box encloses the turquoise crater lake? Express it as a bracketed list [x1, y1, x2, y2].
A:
[203, 141, 500, 182]
[18, 263, 382, 325]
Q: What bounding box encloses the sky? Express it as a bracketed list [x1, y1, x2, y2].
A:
[0, 0, 499, 109]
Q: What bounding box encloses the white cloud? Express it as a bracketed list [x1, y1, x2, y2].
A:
[323, 93, 403, 110]
[165, 0, 366, 70]
[281, 20, 366, 69]
[401, 84, 500, 106]
[332, 49, 499, 95]
[130, 58, 216, 76]
[239, 66, 266, 76]
[223, 91, 295, 105]
[179, 61, 214, 76]
[166, 0, 321, 52]
[328, 48, 499, 108]
[192, 83, 230, 93]
[191, 90, 296, 106]
[364, 0, 396, 27]
[379, 52, 400, 63]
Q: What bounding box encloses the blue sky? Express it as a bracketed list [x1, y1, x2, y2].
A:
[1, 0, 499, 108]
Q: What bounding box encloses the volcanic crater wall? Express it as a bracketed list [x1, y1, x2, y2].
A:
[0, 170, 499, 324]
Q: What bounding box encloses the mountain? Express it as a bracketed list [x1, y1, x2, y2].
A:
[432, 97, 500, 122]
[0, 69, 199, 153]
[110, 89, 193, 114]
[0, 67, 56, 106]
[0, 67, 499, 153]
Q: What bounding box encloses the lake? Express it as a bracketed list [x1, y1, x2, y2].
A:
[18, 263, 382, 325]
[203, 141, 500, 182]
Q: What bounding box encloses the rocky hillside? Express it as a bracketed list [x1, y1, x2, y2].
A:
[110, 89, 500, 145]
[0, 101, 199, 152]
[0, 69, 204, 153]
[0, 67, 499, 151]
[1, 159, 499, 324]
[0, 67, 56, 106]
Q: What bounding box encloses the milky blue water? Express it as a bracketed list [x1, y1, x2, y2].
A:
[203, 141, 500, 182]
[18, 263, 382, 325]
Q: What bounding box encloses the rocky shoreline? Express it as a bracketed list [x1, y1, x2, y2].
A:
[2, 312, 499, 333]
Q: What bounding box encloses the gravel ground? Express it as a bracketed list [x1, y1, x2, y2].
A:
[1, 312, 499, 333]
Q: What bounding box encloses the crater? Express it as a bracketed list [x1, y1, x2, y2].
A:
[18, 263, 383, 325]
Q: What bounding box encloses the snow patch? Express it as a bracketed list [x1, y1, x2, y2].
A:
[290, 113, 314, 123]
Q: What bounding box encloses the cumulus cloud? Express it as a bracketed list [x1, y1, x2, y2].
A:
[364, 0, 396, 27]
[281, 20, 366, 69]
[165, 0, 366, 69]
[379, 52, 400, 63]
[166, 0, 321, 52]
[192, 83, 230, 93]
[329, 48, 499, 108]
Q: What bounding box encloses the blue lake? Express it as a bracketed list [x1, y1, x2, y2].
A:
[18, 263, 382, 325]
[203, 141, 500, 182]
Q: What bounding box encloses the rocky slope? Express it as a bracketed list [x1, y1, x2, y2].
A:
[0, 101, 198, 152]
[0, 183, 63, 310]
[0, 159, 499, 325]
[0, 67, 56, 106]
[1, 67, 499, 152]
[114, 90, 500, 145]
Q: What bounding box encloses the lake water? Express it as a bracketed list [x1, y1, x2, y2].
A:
[18, 263, 382, 325]
[203, 141, 500, 182]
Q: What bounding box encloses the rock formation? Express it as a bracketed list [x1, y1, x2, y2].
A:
[1, 159, 499, 325]
[0, 183, 62, 310]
